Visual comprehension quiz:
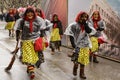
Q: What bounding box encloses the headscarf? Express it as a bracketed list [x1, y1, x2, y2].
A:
[92, 11, 101, 29]
[23, 7, 36, 32]
[51, 14, 60, 28]
[75, 12, 89, 32]
[35, 8, 45, 19]
[8, 8, 14, 15]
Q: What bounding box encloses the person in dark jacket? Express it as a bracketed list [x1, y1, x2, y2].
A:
[50, 14, 63, 55]
[14, 8, 20, 21]
[5, 8, 15, 37]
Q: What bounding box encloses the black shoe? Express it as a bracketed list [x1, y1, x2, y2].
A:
[93, 60, 99, 63]
[80, 74, 86, 79]
[93, 56, 99, 63]
[35, 61, 42, 68]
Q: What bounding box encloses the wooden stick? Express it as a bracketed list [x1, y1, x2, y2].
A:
[5, 40, 19, 71]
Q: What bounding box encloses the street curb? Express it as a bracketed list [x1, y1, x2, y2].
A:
[97, 55, 120, 63]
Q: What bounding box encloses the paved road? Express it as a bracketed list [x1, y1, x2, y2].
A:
[0, 21, 120, 80]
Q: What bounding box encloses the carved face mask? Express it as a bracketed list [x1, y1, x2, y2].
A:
[26, 12, 34, 20]
[79, 13, 88, 24]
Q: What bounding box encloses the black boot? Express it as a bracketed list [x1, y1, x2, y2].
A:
[35, 51, 44, 68]
[9, 30, 11, 37]
[73, 63, 78, 76]
[93, 55, 99, 63]
[80, 64, 86, 79]
[35, 60, 41, 68]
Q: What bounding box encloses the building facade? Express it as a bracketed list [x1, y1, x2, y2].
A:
[89, 0, 120, 44]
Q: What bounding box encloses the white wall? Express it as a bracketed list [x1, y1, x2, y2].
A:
[68, 0, 91, 24]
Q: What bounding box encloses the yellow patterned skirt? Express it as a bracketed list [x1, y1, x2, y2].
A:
[21, 40, 38, 65]
[50, 28, 61, 41]
[5, 21, 15, 30]
[90, 37, 99, 52]
[77, 47, 89, 65]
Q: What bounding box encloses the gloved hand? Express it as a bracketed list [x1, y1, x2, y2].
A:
[97, 27, 104, 31]
[71, 47, 80, 61]
[45, 27, 50, 31]
[84, 22, 92, 33]
[82, 20, 86, 25]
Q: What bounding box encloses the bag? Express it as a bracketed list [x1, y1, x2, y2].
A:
[34, 37, 43, 51]
[34, 37, 49, 51]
